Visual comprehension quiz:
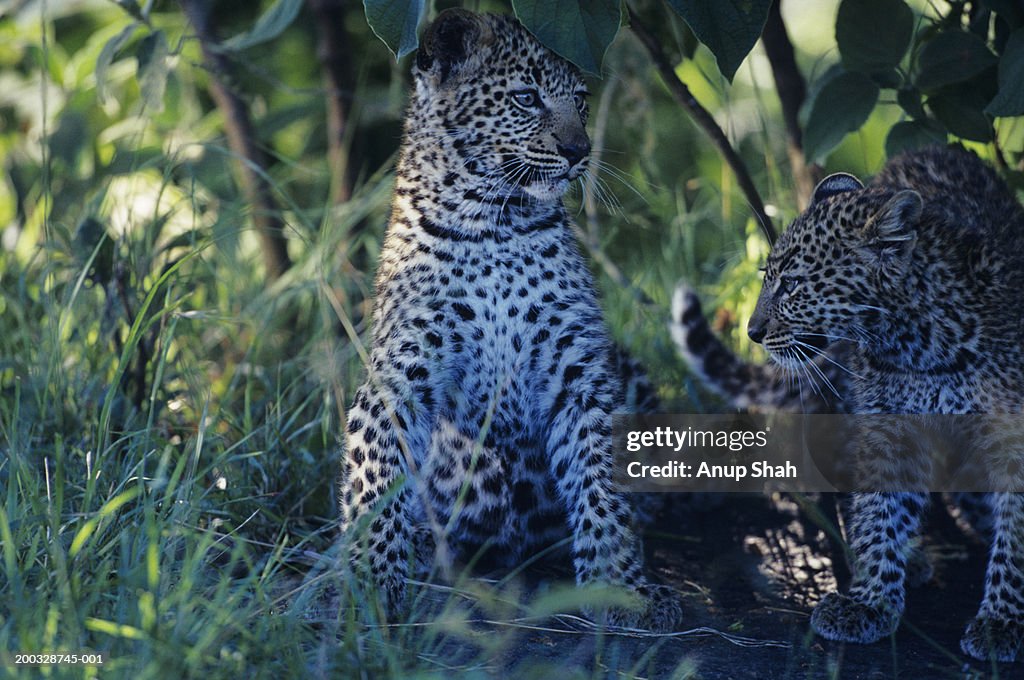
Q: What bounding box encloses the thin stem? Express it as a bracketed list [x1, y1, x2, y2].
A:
[761, 0, 820, 209]
[309, 0, 356, 205]
[179, 0, 293, 282]
[627, 6, 777, 244]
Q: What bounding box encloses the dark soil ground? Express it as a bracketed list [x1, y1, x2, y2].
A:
[322, 493, 1019, 679]
[615, 493, 1009, 679]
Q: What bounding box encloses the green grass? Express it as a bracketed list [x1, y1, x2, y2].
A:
[0, 144, 713, 677]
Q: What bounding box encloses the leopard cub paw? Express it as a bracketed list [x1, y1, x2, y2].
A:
[810, 592, 899, 644]
[960, 616, 1022, 662]
[595, 584, 682, 633]
[635, 583, 684, 633]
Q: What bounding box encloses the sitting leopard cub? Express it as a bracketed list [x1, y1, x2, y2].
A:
[338, 10, 681, 631]
[747, 145, 1024, 662]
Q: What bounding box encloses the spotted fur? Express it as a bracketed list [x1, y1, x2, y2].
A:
[670, 283, 1002, 581]
[669, 284, 849, 413]
[338, 10, 681, 631]
[748, 145, 1024, 662]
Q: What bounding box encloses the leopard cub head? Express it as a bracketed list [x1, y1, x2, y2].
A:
[411, 10, 591, 203]
[748, 172, 923, 368]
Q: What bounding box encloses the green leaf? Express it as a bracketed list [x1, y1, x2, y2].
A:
[870, 69, 903, 88]
[928, 87, 994, 142]
[896, 87, 926, 119]
[115, 0, 146, 23]
[158, 229, 204, 256]
[73, 216, 115, 285]
[986, 28, 1024, 116]
[96, 23, 139, 105]
[885, 120, 946, 157]
[837, 0, 913, 74]
[363, 0, 425, 59]
[223, 0, 304, 52]
[69, 488, 140, 558]
[513, 0, 621, 75]
[915, 30, 997, 91]
[48, 110, 88, 166]
[136, 30, 169, 113]
[84, 618, 146, 641]
[803, 70, 879, 163]
[664, 0, 773, 81]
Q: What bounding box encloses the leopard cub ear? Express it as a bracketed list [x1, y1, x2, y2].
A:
[868, 190, 922, 244]
[857, 189, 922, 278]
[415, 9, 493, 85]
[811, 173, 864, 206]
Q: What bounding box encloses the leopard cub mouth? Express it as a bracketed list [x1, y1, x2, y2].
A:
[794, 333, 830, 351]
[764, 333, 832, 367]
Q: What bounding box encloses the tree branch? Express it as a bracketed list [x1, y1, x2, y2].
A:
[627, 6, 776, 244]
[179, 0, 293, 281]
[761, 0, 820, 208]
[309, 0, 356, 205]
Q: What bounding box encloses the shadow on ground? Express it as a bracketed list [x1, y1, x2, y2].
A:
[611, 493, 1004, 679]
[321, 494, 1015, 678]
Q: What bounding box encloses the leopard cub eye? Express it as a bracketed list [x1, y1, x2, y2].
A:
[573, 90, 588, 111]
[778, 275, 805, 296]
[511, 89, 540, 109]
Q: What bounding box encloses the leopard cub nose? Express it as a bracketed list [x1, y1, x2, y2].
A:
[556, 141, 590, 167]
[747, 320, 767, 344]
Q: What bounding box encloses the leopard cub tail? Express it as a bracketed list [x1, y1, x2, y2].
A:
[669, 281, 841, 413]
[670, 282, 781, 411]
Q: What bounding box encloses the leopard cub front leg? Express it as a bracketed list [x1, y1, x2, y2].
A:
[544, 344, 682, 632]
[811, 492, 928, 643]
[960, 492, 1024, 662]
[339, 383, 421, 618]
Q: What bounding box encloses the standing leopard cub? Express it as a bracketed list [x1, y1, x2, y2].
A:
[338, 10, 681, 631]
[747, 145, 1024, 661]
